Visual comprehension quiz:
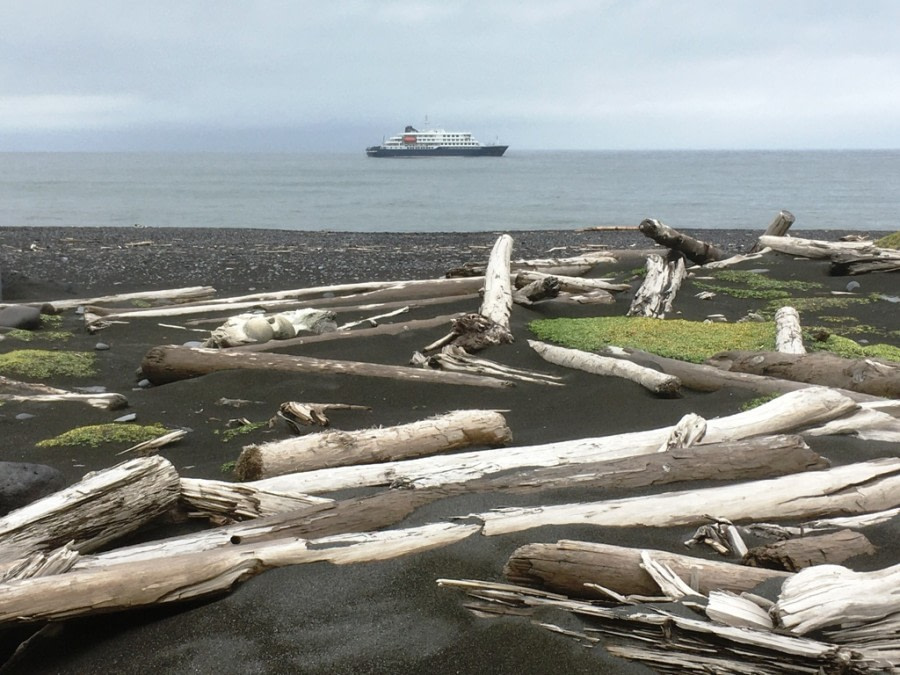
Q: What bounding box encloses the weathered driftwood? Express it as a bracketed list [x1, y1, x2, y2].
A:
[249, 388, 855, 494]
[202, 308, 336, 347]
[511, 275, 560, 305]
[0, 375, 128, 410]
[748, 209, 795, 253]
[234, 409, 513, 480]
[831, 248, 900, 275]
[179, 478, 331, 520]
[775, 561, 900, 635]
[0, 456, 181, 564]
[638, 218, 725, 264]
[423, 313, 514, 354]
[0, 522, 481, 625]
[707, 350, 900, 397]
[626, 253, 686, 318]
[774, 306, 806, 354]
[117, 429, 188, 456]
[275, 401, 372, 431]
[475, 233, 514, 346]
[603, 345, 884, 402]
[413, 346, 563, 385]
[474, 457, 900, 536]
[758, 234, 884, 260]
[743, 529, 876, 572]
[140, 345, 514, 388]
[40, 286, 216, 313]
[439, 578, 863, 674]
[805, 399, 900, 442]
[514, 270, 630, 293]
[702, 248, 772, 269]
[503, 539, 789, 599]
[445, 252, 617, 278]
[529, 339, 681, 397]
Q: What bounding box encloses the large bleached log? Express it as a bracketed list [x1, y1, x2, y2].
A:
[179, 478, 332, 520]
[707, 350, 900, 397]
[758, 234, 884, 259]
[474, 458, 900, 536]
[529, 339, 681, 397]
[234, 410, 513, 480]
[39, 286, 216, 313]
[140, 345, 514, 388]
[504, 540, 789, 599]
[748, 209, 795, 253]
[514, 270, 631, 293]
[249, 388, 855, 494]
[0, 457, 180, 564]
[774, 306, 806, 354]
[775, 561, 900, 635]
[626, 253, 686, 318]
[0, 522, 480, 625]
[601, 345, 884, 403]
[473, 233, 514, 347]
[639, 218, 725, 264]
[446, 252, 617, 278]
[0, 375, 127, 410]
[831, 248, 900, 275]
[743, 529, 875, 572]
[806, 399, 900, 442]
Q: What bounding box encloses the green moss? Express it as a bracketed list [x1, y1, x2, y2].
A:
[875, 231, 900, 249]
[0, 349, 95, 378]
[693, 270, 822, 301]
[530, 316, 776, 363]
[4, 329, 73, 342]
[809, 334, 900, 362]
[218, 421, 267, 442]
[764, 295, 874, 314]
[741, 393, 783, 411]
[37, 423, 169, 448]
[220, 460, 236, 475]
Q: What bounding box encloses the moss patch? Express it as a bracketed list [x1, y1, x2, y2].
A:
[740, 393, 782, 411]
[37, 423, 169, 448]
[217, 421, 268, 442]
[808, 334, 900, 362]
[0, 349, 95, 378]
[3, 329, 73, 343]
[875, 231, 900, 249]
[530, 317, 776, 364]
[692, 270, 822, 301]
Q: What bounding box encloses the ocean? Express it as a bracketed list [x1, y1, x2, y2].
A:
[0, 150, 897, 232]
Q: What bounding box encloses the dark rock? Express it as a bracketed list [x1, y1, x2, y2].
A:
[0, 304, 41, 330]
[0, 461, 65, 515]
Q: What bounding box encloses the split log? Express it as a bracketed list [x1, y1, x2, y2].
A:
[831, 248, 900, 275]
[0, 456, 180, 564]
[179, 478, 332, 520]
[599, 345, 884, 402]
[707, 350, 900, 397]
[758, 234, 883, 260]
[775, 561, 900, 635]
[774, 306, 806, 354]
[638, 218, 725, 264]
[529, 339, 681, 397]
[474, 457, 900, 536]
[140, 345, 514, 388]
[414, 346, 563, 385]
[749, 209, 795, 253]
[0, 375, 127, 410]
[476, 233, 514, 345]
[249, 388, 855, 494]
[626, 253, 686, 318]
[514, 270, 631, 293]
[504, 539, 789, 599]
[41, 286, 216, 313]
[234, 410, 513, 480]
[0, 522, 481, 625]
[743, 529, 876, 572]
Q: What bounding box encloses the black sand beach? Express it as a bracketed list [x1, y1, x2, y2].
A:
[0, 226, 897, 674]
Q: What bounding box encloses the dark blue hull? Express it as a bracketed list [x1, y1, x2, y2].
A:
[366, 145, 508, 158]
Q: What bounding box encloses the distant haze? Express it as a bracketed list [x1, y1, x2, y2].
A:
[2, 1, 899, 151]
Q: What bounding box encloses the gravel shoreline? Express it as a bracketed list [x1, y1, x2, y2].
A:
[1, 226, 892, 301]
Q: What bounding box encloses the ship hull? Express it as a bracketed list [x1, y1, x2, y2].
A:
[366, 145, 508, 158]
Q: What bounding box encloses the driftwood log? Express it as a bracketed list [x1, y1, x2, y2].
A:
[639, 218, 725, 264]
[774, 306, 806, 354]
[743, 529, 876, 572]
[504, 539, 789, 599]
[707, 350, 900, 397]
[749, 209, 795, 253]
[831, 248, 900, 275]
[627, 253, 685, 318]
[0, 456, 181, 565]
[514, 270, 630, 294]
[249, 388, 856, 494]
[234, 409, 513, 480]
[179, 478, 332, 520]
[475, 458, 900, 536]
[38, 285, 216, 313]
[0, 375, 128, 410]
[529, 339, 681, 396]
[758, 234, 884, 260]
[140, 345, 514, 388]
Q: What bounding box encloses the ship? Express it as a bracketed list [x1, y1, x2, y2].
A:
[366, 125, 508, 158]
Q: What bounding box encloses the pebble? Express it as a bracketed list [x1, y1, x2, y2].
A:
[137, 379, 152, 388]
[846, 281, 861, 292]
[15, 413, 35, 421]
[114, 413, 137, 422]
[95, 342, 110, 351]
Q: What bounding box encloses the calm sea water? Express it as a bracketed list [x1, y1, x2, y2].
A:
[0, 150, 897, 232]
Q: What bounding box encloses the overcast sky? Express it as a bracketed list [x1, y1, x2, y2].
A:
[3, 1, 899, 151]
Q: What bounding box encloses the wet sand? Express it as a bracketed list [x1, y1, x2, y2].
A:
[0, 226, 897, 674]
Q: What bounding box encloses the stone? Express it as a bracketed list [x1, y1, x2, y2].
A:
[0, 461, 65, 515]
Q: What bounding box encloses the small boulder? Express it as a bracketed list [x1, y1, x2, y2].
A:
[0, 461, 65, 515]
